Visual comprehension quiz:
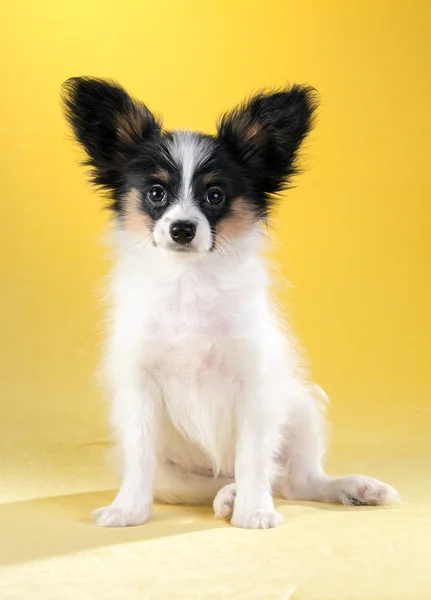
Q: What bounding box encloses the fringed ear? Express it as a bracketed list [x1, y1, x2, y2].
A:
[62, 77, 161, 195]
[217, 85, 318, 195]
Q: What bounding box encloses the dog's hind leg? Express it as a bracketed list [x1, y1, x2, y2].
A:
[274, 385, 398, 506]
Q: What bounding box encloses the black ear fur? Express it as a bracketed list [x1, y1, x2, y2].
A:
[217, 85, 318, 195]
[62, 77, 161, 197]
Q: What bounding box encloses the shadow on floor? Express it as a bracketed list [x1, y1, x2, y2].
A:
[0, 488, 396, 567]
[0, 489, 230, 566]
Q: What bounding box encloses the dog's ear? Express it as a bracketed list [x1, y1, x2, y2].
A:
[217, 85, 318, 195]
[62, 77, 161, 193]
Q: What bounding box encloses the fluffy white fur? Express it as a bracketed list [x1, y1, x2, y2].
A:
[93, 223, 398, 530]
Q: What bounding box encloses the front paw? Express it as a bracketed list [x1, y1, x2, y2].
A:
[92, 504, 152, 527]
[231, 508, 283, 529]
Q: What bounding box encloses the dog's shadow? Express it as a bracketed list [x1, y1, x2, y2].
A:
[0, 490, 226, 566]
[1, 490, 395, 567]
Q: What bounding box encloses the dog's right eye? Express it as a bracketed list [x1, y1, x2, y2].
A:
[147, 185, 167, 205]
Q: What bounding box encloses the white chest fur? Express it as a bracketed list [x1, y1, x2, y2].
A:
[106, 229, 283, 474]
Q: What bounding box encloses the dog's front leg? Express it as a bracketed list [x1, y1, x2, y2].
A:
[93, 372, 159, 527]
[231, 382, 283, 529]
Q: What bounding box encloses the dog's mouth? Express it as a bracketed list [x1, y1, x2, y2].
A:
[170, 243, 193, 253]
[166, 242, 202, 256]
[153, 235, 210, 256]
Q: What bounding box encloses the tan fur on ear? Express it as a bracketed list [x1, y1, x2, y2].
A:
[116, 104, 152, 144]
[215, 197, 257, 244]
[122, 188, 153, 236]
[224, 109, 264, 144]
[242, 121, 263, 142]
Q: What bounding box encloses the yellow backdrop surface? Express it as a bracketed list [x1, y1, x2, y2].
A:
[1, 1, 430, 598]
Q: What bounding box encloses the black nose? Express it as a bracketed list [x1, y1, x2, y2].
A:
[169, 220, 196, 245]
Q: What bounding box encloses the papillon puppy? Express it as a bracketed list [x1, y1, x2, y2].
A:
[63, 78, 397, 528]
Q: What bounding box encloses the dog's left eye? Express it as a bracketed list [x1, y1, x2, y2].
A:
[147, 185, 167, 204]
[205, 187, 225, 205]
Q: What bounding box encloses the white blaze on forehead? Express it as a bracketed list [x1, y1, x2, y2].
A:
[166, 131, 213, 207]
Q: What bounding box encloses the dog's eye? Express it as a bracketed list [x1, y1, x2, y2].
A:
[148, 185, 167, 204]
[205, 187, 225, 205]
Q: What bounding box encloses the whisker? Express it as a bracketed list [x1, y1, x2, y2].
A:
[217, 242, 228, 257]
[217, 233, 243, 264]
[128, 235, 151, 268]
[218, 232, 241, 249]
[126, 238, 146, 251]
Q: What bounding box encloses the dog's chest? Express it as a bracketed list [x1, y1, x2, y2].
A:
[115, 256, 268, 470]
[141, 269, 248, 374]
[140, 271, 246, 467]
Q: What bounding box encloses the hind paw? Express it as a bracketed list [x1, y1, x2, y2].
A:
[339, 475, 399, 506]
[213, 483, 236, 521]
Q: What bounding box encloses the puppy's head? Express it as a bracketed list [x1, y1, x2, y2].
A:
[62, 77, 317, 257]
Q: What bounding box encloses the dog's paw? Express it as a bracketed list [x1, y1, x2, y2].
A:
[231, 508, 283, 529]
[92, 504, 151, 527]
[213, 483, 236, 521]
[339, 475, 399, 506]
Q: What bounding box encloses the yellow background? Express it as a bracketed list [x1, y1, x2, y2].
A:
[1, 1, 430, 598]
